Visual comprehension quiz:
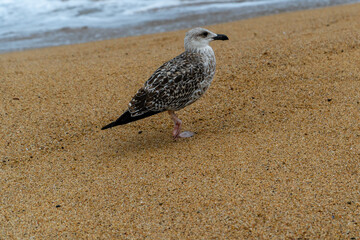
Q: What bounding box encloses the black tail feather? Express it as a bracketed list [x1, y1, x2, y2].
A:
[101, 110, 163, 130]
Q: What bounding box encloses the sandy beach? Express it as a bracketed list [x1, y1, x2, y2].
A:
[1, 3, 360, 239]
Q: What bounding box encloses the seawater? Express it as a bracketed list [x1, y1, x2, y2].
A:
[1, 0, 359, 53]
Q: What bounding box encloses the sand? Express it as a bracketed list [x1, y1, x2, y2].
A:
[1, 3, 360, 239]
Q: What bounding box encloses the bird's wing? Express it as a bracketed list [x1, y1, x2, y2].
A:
[128, 52, 205, 116]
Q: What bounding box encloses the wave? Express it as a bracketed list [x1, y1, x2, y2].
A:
[1, 0, 360, 53]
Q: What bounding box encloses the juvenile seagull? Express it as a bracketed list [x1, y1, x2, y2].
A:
[101, 27, 229, 138]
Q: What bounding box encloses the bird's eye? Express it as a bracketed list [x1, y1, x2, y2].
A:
[201, 31, 208, 37]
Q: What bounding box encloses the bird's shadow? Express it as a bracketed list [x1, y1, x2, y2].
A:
[98, 105, 239, 158]
[101, 127, 194, 158]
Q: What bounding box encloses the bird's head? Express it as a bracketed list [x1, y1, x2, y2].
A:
[184, 27, 229, 51]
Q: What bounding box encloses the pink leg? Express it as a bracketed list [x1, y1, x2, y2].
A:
[168, 111, 195, 139]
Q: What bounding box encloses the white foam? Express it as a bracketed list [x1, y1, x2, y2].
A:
[0, 0, 287, 36]
[1, 0, 360, 53]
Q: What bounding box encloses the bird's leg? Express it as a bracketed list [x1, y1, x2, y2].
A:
[168, 111, 194, 139]
[169, 111, 182, 138]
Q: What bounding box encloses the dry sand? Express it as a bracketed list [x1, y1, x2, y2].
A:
[1, 3, 360, 239]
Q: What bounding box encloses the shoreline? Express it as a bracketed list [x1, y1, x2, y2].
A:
[1, 0, 360, 54]
[1, 3, 360, 239]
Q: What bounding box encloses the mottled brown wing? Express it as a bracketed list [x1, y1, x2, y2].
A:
[128, 86, 148, 116]
[129, 52, 204, 116]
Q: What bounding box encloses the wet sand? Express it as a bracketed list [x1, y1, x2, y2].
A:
[1, 3, 360, 239]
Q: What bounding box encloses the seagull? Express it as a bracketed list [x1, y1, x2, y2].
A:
[101, 27, 229, 138]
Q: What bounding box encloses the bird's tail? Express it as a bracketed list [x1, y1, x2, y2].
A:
[101, 110, 163, 130]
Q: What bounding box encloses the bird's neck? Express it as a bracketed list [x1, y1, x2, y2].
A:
[186, 45, 215, 57]
[185, 45, 216, 72]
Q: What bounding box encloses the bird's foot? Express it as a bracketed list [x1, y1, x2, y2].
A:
[178, 131, 195, 138]
[173, 131, 195, 139]
[169, 110, 194, 139]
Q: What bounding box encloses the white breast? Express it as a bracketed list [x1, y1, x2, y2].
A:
[199, 46, 216, 92]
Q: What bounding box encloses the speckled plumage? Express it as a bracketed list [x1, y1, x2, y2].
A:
[101, 27, 228, 137]
[128, 48, 216, 116]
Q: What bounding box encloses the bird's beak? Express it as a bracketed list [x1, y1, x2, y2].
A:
[212, 34, 229, 41]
